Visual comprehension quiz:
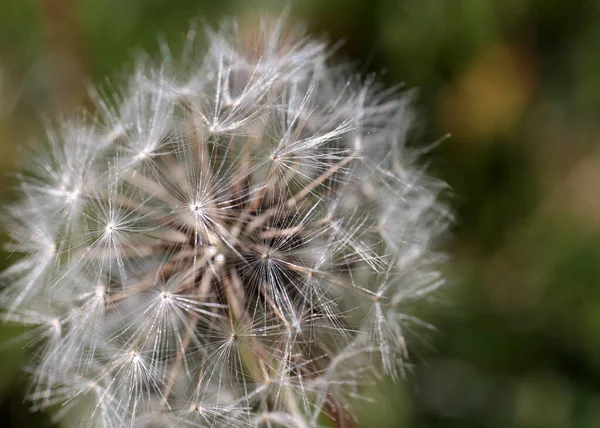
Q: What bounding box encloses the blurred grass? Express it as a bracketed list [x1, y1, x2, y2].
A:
[2, 0, 600, 426]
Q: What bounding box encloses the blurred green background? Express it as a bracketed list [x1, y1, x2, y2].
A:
[2, 0, 600, 426]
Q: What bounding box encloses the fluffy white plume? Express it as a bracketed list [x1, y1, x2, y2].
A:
[1, 15, 451, 428]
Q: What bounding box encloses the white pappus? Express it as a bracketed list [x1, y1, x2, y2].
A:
[1, 14, 451, 428]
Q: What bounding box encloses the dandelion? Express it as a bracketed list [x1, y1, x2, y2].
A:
[1, 14, 451, 427]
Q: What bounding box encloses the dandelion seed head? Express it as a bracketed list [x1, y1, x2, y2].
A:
[214, 253, 226, 267]
[50, 318, 62, 336]
[44, 242, 57, 257]
[1, 14, 451, 428]
[95, 285, 106, 298]
[134, 150, 149, 160]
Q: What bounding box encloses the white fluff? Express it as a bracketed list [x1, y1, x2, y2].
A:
[1, 15, 451, 428]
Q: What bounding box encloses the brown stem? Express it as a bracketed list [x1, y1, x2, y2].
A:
[162, 267, 215, 402]
[38, 0, 88, 112]
[326, 399, 356, 428]
[285, 151, 358, 208]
